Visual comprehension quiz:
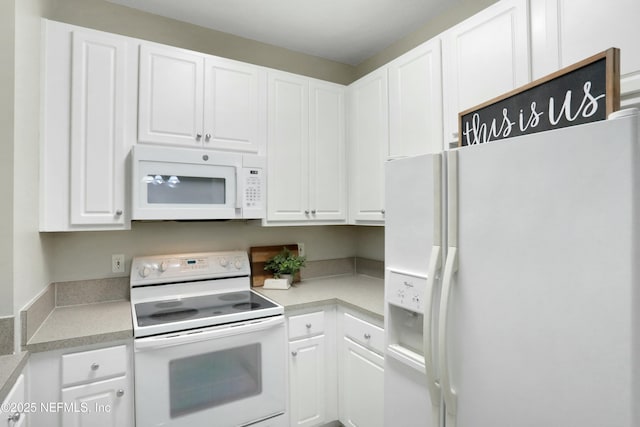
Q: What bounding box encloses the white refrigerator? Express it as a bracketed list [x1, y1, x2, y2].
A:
[384, 109, 640, 427]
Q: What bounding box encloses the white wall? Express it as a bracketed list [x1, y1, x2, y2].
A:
[45, 222, 359, 282]
[1, 1, 16, 318]
[13, 0, 52, 349]
[355, 226, 384, 261]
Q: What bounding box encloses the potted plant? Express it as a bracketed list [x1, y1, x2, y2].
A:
[264, 247, 306, 287]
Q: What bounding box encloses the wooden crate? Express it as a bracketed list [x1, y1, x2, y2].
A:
[249, 244, 300, 287]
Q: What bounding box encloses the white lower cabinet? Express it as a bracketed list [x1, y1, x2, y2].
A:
[338, 310, 385, 427]
[29, 341, 134, 427]
[289, 335, 327, 426]
[340, 338, 384, 427]
[2, 374, 27, 427]
[61, 376, 130, 427]
[285, 306, 384, 427]
[287, 308, 338, 427]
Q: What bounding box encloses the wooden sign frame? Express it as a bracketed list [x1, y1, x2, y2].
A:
[458, 48, 620, 147]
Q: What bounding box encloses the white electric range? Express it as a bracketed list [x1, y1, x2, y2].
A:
[130, 251, 287, 427]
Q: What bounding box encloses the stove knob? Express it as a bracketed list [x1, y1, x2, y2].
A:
[234, 258, 243, 269]
[139, 265, 151, 278]
[219, 257, 229, 267]
[159, 261, 169, 272]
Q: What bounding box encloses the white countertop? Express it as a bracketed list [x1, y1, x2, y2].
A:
[254, 274, 384, 320]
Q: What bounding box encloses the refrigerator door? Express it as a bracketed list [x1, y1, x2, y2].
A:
[440, 114, 640, 427]
[385, 154, 443, 427]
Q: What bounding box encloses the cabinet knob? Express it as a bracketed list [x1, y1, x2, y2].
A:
[91, 362, 100, 370]
[381, 209, 386, 215]
[311, 210, 316, 215]
[306, 323, 312, 329]
[115, 209, 123, 216]
[116, 389, 125, 397]
[7, 412, 20, 423]
[196, 133, 202, 141]
[291, 351, 298, 357]
[364, 333, 371, 340]
[304, 210, 310, 215]
[205, 133, 212, 141]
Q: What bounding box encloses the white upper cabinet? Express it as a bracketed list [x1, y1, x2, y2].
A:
[267, 71, 346, 224]
[70, 31, 127, 227]
[442, 0, 531, 146]
[388, 38, 444, 157]
[347, 68, 388, 225]
[138, 43, 265, 153]
[138, 44, 204, 147]
[267, 72, 309, 222]
[204, 58, 265, 152]
[530, 0, 640, 107]
[41, 20, 136, 231]
[309, 81, 347, 222]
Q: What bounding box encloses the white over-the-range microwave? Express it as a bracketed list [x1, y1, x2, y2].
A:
[132, 145, 265, 220]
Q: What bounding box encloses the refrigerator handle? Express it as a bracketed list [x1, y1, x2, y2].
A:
[439, 246, 458, 424]
[423, 245, 442, 409]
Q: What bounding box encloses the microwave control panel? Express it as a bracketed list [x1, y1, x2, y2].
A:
[243, 167, 265, 217]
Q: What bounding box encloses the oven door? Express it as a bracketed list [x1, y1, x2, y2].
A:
[134, 316, 286, 427]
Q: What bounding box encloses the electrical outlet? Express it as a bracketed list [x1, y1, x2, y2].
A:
[112, 254, 125, 273]
[297, 243, 305, 257]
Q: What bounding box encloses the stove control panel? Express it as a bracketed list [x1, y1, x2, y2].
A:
[130, 251, 250, 286]
[386, 269, 427, 314]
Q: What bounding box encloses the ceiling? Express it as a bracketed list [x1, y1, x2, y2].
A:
[105, 0, 460, 66]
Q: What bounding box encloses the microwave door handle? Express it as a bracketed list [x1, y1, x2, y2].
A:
[235, 166, 242, 209]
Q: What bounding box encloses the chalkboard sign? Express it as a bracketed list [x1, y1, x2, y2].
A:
[458, 48, 620, 147]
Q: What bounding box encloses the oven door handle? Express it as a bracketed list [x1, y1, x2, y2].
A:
[135, 316, 284, 351]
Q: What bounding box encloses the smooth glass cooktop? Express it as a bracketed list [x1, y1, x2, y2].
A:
[135, 290, 278, 327]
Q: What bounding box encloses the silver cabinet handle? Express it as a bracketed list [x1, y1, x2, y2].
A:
[381, 209, 386, 215]
[291, 351, 298, 357]
[7, 412, 20, 423]
[364, 333, 371, 340]
[91, 363, 100, 370]
[196, 133, 202, 141]
[311, 210, 316, 214]
[304, 210, 310, 215]
[115, 209, 123, 216]
[205, 133, 212, 141]
[116, 389, 125, 397]
[306, 323, 312, 329]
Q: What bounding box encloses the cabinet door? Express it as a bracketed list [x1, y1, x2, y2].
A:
[348, 69, 388, 224]
[530, 0, 640, 107]
[267, 72, 310, 221]
[340, 338, 384, 427]
[289, 335, 326, 427]
[61, 376, 133, 427]
[309, 81, 347, 222]
[388, 38, 443, 157]
[203, 57, 263, 152]
[69, 30, 127, 226]
[3, 374, 26, 427]
[138, 44, 204, 147]
[442, 0, 530, 146]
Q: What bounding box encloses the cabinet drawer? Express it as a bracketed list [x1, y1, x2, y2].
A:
[288, 311, 325, 340]
[343, 313, 384, 354]
[62, 345, 127, 386]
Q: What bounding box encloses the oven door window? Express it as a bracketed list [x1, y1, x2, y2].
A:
[169, 344, 262, 418]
